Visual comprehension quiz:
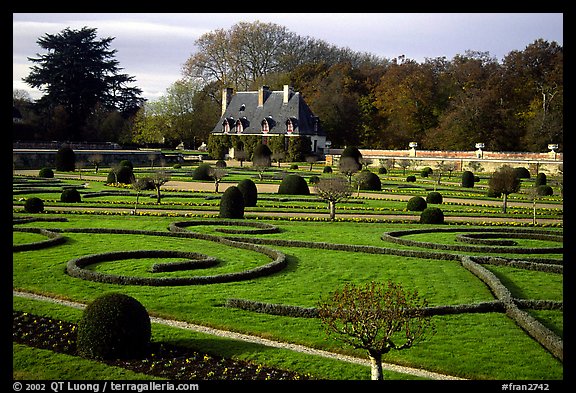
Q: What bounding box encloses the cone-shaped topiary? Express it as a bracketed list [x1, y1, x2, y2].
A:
[278, 174, 310, 195]
[56, 146, 75, 172]
[60, 188, 82, 203]
[77, 293, 151, 360]
[219, 186, 245, 218]
[237, 179, 258, 207]
[407, 196, 427, 211]
[535, 172, 547, 186]
[420, 207, 445, 224]
[461, 171, 475, 188]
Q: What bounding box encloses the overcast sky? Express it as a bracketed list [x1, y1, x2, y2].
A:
[13, 13, 563, 101]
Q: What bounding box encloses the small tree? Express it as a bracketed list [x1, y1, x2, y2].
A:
[208, 167, 228, 193]
[317, 280, 434, 380]
[149, 171, 170, 204]
[131, 177, 153, 213]
[488, 165, 521, 213]
[252, 155, 271, 181]
[339, 156, 361, 184]
[314, 176, 352, 220]
[397, 159, 411, 175]
[305, 154, 318, 171]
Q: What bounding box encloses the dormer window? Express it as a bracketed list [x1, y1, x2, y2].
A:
[261, 119, 269, 134]
[286, 118, 294, 134]
[235, 119, 244, 133]
[239, 104, 246, 112]
[222, 117, 234, 134]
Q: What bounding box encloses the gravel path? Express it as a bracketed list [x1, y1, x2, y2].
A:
[13, 290, 465, 380]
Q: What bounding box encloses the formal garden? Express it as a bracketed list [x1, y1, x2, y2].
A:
[12, 157, 563, 381]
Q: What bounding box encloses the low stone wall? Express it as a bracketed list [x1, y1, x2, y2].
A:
[325, 149, 563, 176]
[12, 149, 182, 170]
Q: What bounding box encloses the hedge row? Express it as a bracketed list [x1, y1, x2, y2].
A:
[382, 227, 563, 254]
[12, 227, 66, 252]
[461, 256, 563, 361]
[62, 228, 287, 286]
[170, 220, 280, 235]
[150, 255, 219, 273]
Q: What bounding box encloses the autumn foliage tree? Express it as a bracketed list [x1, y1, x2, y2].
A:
[317, 280, 434, 380]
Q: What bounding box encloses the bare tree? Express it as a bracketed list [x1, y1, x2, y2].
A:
[131, 177, 153, 213]
[359, 157, 373, 170]
[305, 154, 318, 171]
[252, 155, 271, 181]
[488, 165, 521, 213]
[317, 280, 434, 380]
[313, 176, 352, 220]
[208, 167, 228, 193]
[235, 150, 247, 167]
[149, 171, 171, 204]
[272, 151, 286, 168]
[397, 159, 411, 175]
[87, 154, 103, 173]
[339, 156, 361, 184]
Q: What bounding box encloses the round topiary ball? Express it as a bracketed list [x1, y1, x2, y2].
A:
[278, 174, 310, 195]
[60, 188, 82, 203]
[407, 196, 427, 211]
[420, 207, 445, 224]
[323, 166, 333, 174]
[38, 168, 54, 178]
[406, 175, 417, 183]
[193, 163, 213, 180]
[357, 171, 381, 191]
[219, 186, 245, 218]
[237, 179, 258, 207]
[514, 167, 531, 179]
[535, 173, 547, 186]
[421, 167, 433, 177]
[24, 197, 44, 213]
[309, 175, 320, 184]
[536, 185, 554, 196]
[77, 293, 151, 360]
[378, 167, 387, 175]
[426, 191, 443, 204]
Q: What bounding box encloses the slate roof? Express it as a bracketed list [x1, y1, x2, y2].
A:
[212, 88, 325, 137]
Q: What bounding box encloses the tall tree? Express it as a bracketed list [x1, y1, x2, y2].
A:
[23, 27, 143, 140]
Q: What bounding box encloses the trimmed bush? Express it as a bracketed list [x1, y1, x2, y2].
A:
[237, 178, 258, 207]
[60, 188, 82, 203]
[378, 167, 387, 175]
[340, 146, 362, 163]
[55, 146, 75, 172]
[420, 207, 445, 224]
[116, 166, 135, 184]
[536, 185, 554, 196]
[461, 171, 475, 188]
[193, 163, 213, 180]
[323, 166, 333, 174]
[278, 174, 310, 195]
[426, 191, 443, 204]
[356, 171, 381, 191]
[119, 160, 134, 170]
[407, 196, 427, 211]
[77, 293, 151, 360]
[535, 172, 547, 186]
[421, 167, 433, 177]
[38, 168, 54, 178]
[219, 186, 245, 218]
[487, 188, 502, 198]
[215, 160, 227, 168]
[309, 175, 320, 184]
[514, 167, 531, 179]
[406, 175, 416, 182]
[24, 197, 44, 213]
[290, 164, 299, 170]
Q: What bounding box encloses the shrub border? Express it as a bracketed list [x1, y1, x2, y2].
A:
[12, 227, 66, 252]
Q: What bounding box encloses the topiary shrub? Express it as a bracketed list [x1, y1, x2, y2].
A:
[193, 163, 213, 180]
[60, 188, 82, 203]
[420, 207, 445, 224]
[407, 196, 427, 211]
[116, 166, 135, 184]
[55, 146, 75, 172]
[237, 179, 258, 207]
[24, 197, 44, 213]
[278, 174, 310, 195]
[461, 171, 475, 188]
[378, 167, 387, 175]
[487, 188, 502, 198]
[421, 167, 433, 177]
[290, 164, 299, 170]
[309, 175, 320, 184]
[219, 186, 245, 218]
[535, 173, 547, 186]
[406, 175, 416, 182]
[426, 191, 443, 204]
[323, 166, 333, 174]
[356, 171, 381, 191]
[119, 160, 134, 170]
[215, 160, 227, 168]
[536, 185, 554, 196]
[77, 293, 151, 360]
[38, 168, 54, 178]
[514, 167, 531, 179]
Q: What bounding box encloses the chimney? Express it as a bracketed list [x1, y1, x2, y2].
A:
[283, 85, 294, 104]
[258, 85, 270, 107]
[222, 87, 233, 116]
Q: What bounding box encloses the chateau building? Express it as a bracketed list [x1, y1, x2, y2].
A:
[211, 85, 327, 155]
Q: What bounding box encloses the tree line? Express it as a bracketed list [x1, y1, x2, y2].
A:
[14, 22, 562, 153]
